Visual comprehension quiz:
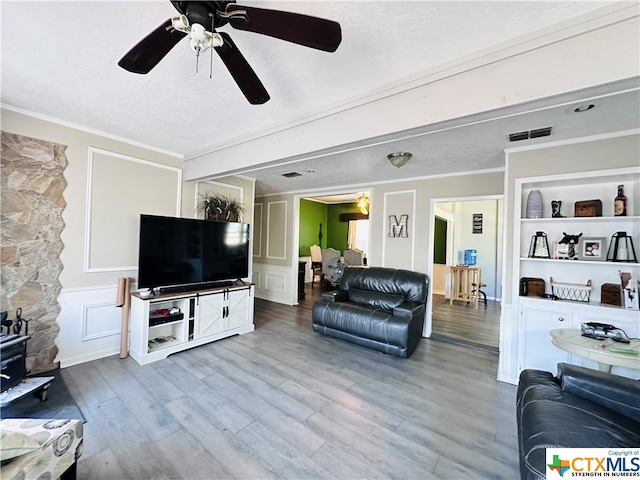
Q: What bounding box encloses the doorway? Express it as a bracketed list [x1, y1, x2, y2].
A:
[430, 197, 503, 351]
[295, 191, 371, 296]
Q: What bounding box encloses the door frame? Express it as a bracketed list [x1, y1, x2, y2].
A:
[425, 194, 503, 338]
[290, 188, 373, 304]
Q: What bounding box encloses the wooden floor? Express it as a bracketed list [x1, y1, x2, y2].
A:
[62, 285, 519, 479]
[431, 294, 501, 352]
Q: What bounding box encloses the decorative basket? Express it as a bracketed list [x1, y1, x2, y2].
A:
[550, 277, 592, 302]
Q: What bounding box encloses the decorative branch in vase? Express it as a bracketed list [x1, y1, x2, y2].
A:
[197, 193, 245, 222]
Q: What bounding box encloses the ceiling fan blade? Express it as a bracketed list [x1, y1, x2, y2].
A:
[215, 32, 270, 105]
[118, 19, 187, 74]
[226, 4, 342, 53]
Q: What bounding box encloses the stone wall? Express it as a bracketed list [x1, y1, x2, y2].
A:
[1, 132, 67, 373]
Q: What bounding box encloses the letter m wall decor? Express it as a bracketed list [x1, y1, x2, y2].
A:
[388, 215, 409, 238]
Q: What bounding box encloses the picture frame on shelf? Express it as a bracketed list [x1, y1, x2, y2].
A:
[578, 237, 607, 261]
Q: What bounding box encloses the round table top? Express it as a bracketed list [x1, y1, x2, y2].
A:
[550, 328, 640, 370]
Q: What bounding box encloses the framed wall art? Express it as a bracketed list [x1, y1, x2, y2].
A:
[472, 213, 483, 234]
[578, 237, 607, 261]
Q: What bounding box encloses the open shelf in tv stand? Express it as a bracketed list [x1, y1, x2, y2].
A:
[129, 283, 255, 365]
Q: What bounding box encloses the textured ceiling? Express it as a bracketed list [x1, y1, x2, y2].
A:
[248, 81, 640, 196]
[1, 0, 616, 157]
[2, 1, 637, 199]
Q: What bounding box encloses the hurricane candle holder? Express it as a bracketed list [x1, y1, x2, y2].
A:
[528, 231, 550, 259]
[606, 232, 637, 262]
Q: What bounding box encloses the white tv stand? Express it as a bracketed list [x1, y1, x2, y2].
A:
[129, 283, 255, 365]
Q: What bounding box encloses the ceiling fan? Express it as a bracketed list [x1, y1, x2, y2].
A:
[118, 1, 342, 104]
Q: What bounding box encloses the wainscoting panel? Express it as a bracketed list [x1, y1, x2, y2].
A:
[85, 147, 181, 273]
[251, 270, 262, 290]
[253, 203, 263, 258]
[266, 201, 287, 260]
[253, 264, 292, 305]
[57, 284, 126, 367]
[381, 190, 416, 270]
[82, 302, 122, 341]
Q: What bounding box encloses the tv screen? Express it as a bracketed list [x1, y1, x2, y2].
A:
[137, 214, 250, 290]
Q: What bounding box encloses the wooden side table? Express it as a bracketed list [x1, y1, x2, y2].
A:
[449, 265, 482, 309]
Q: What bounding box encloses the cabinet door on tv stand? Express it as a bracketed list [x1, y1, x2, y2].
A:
[195, 292, 224, 339]
[226, 289, 250, 330]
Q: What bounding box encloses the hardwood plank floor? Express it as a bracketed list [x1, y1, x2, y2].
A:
[431, 294, 501, 351]
[62, 284, 519, 479]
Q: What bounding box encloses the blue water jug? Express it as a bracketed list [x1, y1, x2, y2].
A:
[464, 249, 477, 266]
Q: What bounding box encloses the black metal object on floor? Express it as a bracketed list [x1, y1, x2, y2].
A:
[1, 334, 30, 392]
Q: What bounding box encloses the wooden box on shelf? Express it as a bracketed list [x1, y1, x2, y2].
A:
[574, 199, 603, 217]
[519, 277, 546, 297]
[600, 283, 622, 307]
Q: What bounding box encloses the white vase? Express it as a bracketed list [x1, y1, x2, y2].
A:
[526, 190, 543, 219]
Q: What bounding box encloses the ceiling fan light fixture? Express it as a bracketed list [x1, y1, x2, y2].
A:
[387, 152, 412, 168]
[171, 14, 189, 30]
[189, 24, 205, 52]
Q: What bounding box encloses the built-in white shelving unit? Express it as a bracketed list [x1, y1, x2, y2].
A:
[513, 167, 640, 379]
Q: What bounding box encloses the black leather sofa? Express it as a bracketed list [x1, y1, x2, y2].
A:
[311, 266, 429, 358]
[516, 363, 640, 480]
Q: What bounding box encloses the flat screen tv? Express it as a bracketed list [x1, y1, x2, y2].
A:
[137, 214, 250, 290]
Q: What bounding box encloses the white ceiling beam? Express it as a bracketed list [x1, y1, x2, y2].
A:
[183, 4, 640, 182]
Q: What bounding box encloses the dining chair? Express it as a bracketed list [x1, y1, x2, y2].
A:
[309, 244, 323, 287]
[344, 248, 364, 266]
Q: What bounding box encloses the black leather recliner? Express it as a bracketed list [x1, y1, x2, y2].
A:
[516, 363, 640, 480]
[311, 266, 429, 358]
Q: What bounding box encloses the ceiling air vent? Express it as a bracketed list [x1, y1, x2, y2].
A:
[282, 172, 302, 178]
[508, 126, 553, 142]
[508, 131, 529, 142]
[529, 127, 553, 138]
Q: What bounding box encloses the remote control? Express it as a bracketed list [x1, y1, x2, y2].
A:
[607, 346, 638, 355]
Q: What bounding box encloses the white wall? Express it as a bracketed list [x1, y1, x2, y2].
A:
[85, 148, 182, 273]
[0, 109, 254, 367]
[433, 204, 454, 296]
[432, 264, 447, 296]
[371, 172, 505, 274]
[252, 194, 297, 305]
[453, 199, 503, 300]
[253, 171, 505, 308]
[1, 110, 186, 366]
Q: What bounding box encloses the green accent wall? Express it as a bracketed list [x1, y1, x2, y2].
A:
[327, 203, 360, 253]
[299, 199, 327, 256]
[299, 200, 361, 256]
[434, 216, 447, 264]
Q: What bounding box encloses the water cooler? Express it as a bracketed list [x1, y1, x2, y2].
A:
[464, 249, 477, 266]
